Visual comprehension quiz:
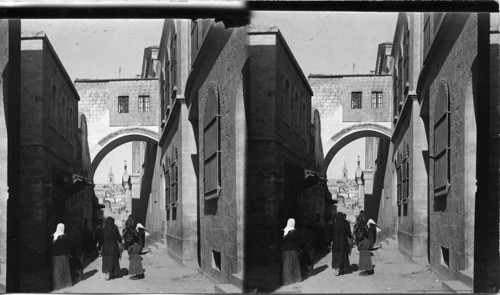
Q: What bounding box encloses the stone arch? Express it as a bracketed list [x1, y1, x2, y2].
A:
[89, 127, 159, 180]
[321, 123, 392, 176]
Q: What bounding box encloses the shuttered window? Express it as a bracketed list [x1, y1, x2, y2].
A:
[170, 152, 178, 220]
[165, 162, 171, 220]
[434, 82, 450, 210]
[171, 33, 177, 87]
[203, 86, 221, 200]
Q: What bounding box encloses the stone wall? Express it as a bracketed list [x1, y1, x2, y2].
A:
[425, 14, 478, 283]
[244, 28, 317, 292]
[18, 34, 88, 292]
[75, 79, 159, 160]
[197, 27, 247, 285]
[0, 19, 19, 293]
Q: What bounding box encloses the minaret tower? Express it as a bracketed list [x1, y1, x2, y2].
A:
[342, 162, 348, 183]
[108, 166, 114, 187]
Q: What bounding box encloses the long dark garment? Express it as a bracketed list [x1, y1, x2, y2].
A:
[282, 250, 302, 285]
[128, 243, 144, 275]
[68, 227, 84, 280]
[101, 224, 122, 278]
[330, 214, 352, 274]
[52, 235, 72, 290]
[358, 238, 373, 271]
[52, 255, 72, 290]
[281, 229, 302, 285]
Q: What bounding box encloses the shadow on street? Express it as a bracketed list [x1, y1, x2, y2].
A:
[80, 269, 98, 281]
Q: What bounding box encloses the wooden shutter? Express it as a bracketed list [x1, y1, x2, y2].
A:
[165, 168, 170, 220]
[204, 86, 220, 198]
[434, 82, 450, 195]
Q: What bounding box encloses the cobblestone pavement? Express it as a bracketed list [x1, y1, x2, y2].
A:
[52, 248, 214, 294]
[274, 239, 444, 293]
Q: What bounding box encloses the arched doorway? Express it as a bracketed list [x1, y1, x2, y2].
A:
[322, 123, 392, 223]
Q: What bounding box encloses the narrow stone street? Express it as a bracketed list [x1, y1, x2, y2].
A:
[274, 237, 443, 294]
[52, 248, 214, 294]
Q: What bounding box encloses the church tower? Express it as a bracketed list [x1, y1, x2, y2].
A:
[342, 162, 348, 183]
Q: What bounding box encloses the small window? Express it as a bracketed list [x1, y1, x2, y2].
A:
[138, 95, 150, 113]
[371, 92, 383, 108]
[118, 96, 129, 113]
[441, 246, 450, 267]
[212, 250, 221, 271]
[351, 92, 362, 109]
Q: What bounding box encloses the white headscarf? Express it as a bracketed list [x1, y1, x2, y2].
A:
[136, 223, 150, 237]
[283, 218, 295, 237]
[53, 223, 65, 243]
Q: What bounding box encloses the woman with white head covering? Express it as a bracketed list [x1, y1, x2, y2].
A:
[51, 223, 72, 290]
[135, 223, 150, 248]
[366, 219, 380, 249]
[281, 218, 302, 285]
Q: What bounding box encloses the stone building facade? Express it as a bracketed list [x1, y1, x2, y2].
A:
[386, 13, 429, 264]
[1, 19, 21, 293]
[414, 13, 497, 292]
[308, 74, 392, 221]
[18, 32, 93, 291]
[74, 77, 159, 184]
[145, 19, 199, 267]
[184, 21, 247, 289]
[244, 26, 324, 291]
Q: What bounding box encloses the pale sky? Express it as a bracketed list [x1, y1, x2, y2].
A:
[251, 12, 398, 179]
[22, 19, 164, 184]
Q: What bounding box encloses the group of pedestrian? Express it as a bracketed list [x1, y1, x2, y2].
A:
[51, 215, 151, 291]
[280, 211, 381, 286]
[97, 215, 150, 281]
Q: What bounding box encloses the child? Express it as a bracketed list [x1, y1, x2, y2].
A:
[128, 234, 149, 280]
[357, 231, 374, 276]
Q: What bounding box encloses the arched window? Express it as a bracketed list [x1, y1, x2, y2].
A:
[165, 158, 171, 220]
[203, 85, 221, 203]
[433, 81, 450, 211]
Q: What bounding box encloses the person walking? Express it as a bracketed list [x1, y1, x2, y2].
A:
[51, 223, 72, 290]
[357, 231, 374, 276]
[68, 222, 84, 283]
[281, 218, 302, 285]
[353, 214, 369, 246]
[122, 216, 140, 251]
[330, 212, 353, 276]
[101, 217, 123, 280]
[367, 219, 379, 249]
[136, 223, 149, 248]
[128, 234, 147, 280]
